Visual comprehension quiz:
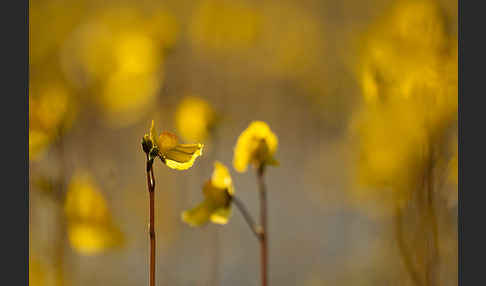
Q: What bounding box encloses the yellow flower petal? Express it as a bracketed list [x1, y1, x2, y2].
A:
[149, 119, 158, 145]
[181, 200, 213, 227]
[210, 207, 232, 225]
[164, 143, 203, 170]
[182, 169, 233, 227]
[233, 121, 278, 172]
[211, 161, 234, 195]
[158, 131, 179, 154]
[67, 223, 123, 255]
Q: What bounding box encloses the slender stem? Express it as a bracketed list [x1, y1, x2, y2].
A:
[257, 165, 268, 286]
[395, 206, 423, 286]
[233, 196, 261, 239]
[146, 159, 156, 286]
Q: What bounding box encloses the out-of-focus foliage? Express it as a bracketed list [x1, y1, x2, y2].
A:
[175, 96, 218, 142]
[233, 121, 279, 173]
[64, 173, 123, 255]
[182, 161, 234, 226]
[351, 0, 457, 213]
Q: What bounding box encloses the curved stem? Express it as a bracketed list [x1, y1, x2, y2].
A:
[233, 196, 261, 239]
[257, 165, 268, 286]
[395, 206, 423, 286]
[146, 159, 156, 286]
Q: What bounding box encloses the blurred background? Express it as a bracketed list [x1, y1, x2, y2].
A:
[29, 0, 458, 285]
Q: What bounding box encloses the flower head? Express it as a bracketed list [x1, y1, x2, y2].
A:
[64, 173, 123, 255]
[233, 121, 278, 173]
[175, 96, 217, 142]
[142, 120, 204, 170]
[182, 161, 234, 226]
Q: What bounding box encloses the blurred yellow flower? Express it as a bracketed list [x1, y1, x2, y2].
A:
[351, 0, 457, 214]
[29, 255, 45, 286]
[29, 80, 78, 161]
[175, 96, 217, 142]
[352, 101, 428, 198]
[182, 161, 234, 226]
[233, 121, 278, 173]
[61, 6, 178, 127]
[358, 0, 453, 105]
[64, 174, 123, 255]
[190, 0, 260, 53]
[144, 120, 204, 170]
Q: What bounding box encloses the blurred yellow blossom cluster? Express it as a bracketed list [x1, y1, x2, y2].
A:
[64, 173, 123, 255]
[29, 0, 84, 160]
[351, 0, 457, 212]
[61, 6, 178, 126]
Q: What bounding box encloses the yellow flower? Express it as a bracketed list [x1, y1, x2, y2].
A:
[64, 174, 123, 255]
[29, 255, 45, 286]
[233, 121, 278, 173]
[175, 96, 217, 142]
[182, 161, 234, 226]
[143, 120, 204, 170]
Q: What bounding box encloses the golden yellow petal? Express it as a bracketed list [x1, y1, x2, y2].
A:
[149, 120, 158, 144]
[209, 206, 232, 225]
[181, 200, 213, 227]
[211, 161, 233, 193]
[158, 131, 179, 154]
[164, 143, 203, 170]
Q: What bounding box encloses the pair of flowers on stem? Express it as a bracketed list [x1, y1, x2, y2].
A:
[141, 120, 278, 286]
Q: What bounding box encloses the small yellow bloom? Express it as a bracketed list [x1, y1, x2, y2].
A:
[233, 121, 278, 173]
[182, 161, 234, 226]
[64, 174, 123, 255]
[144, 120, 204, 170]
[175, 96, 217, 142]
[29, 255, 46, 286]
